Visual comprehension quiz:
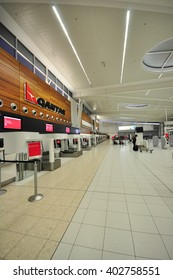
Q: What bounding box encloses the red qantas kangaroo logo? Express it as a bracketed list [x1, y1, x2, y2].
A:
[25, 82, 37, 104]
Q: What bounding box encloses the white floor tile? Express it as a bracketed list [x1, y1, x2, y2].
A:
[133, 232, 170, 259]
[102, 251, 135, 260]
[83, 209, 106, 227]
[107, 201, 128, 213]
[162, 235, 173, 259]
[153, 217, 173, 235]
[127, 202, 150, 216]
[129, 214, 158, 233]
[106, 212, 130, 230]
[88, 199, 108, 211]
[61, 223, 81, 244]
[75, 224, 105, 250]
[104, 228, 134, 256]
[147, 204, 173, 218]
[51, 243, 72, 260]
[69, 245, 102, 260]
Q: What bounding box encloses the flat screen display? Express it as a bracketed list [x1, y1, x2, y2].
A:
[28, 141, 42, 159]
[66, 127, 70, 134]
[136, 127, 143, 133]
[4, 116, 21, 130]
[46, 123, 53, 132]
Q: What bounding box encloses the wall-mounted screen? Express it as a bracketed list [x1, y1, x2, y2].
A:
[4, 116, 21, 130]
[66, 127, 70, 133]
[27, 141, 42, 159]
[136, 127, 143, 133]
[46, 123, 53, 132]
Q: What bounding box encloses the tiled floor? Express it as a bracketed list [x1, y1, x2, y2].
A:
[1, 140, 173, 260]
[52, 142, 173, 260]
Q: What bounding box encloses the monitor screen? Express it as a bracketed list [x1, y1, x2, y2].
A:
[46, 123, 53, 132]
[66, 127, 70, 134]
[4, 116, 21, 130]
[136, 127, 143, 133]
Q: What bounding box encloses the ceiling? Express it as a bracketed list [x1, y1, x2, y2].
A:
[1, 0, 173, 124]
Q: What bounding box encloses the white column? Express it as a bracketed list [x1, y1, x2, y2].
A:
[49, 138, 54, 163]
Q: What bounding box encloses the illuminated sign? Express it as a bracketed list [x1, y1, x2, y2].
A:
[4, 116, 21, 130]
[46, 123, 53, 132]
[28, 141, 42, 159]
[24, 82, 65, 115]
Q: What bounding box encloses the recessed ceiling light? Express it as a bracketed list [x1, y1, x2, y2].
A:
[126, 104, 148, 109]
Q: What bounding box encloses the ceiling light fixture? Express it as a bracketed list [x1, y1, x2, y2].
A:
[52, 5, 92, 86]
[120, 10, 130, 84]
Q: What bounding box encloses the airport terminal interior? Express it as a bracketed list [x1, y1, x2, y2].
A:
[0, 0, 173, 260]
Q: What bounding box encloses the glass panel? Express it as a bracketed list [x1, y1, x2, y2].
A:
[17, 53, 33, 71]
[35, 57, 46, 74]
[0, 23, 16, 47]
[17, 40, 34, 63]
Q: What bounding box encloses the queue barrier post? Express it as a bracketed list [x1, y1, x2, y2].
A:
[28, 159, 43, 202]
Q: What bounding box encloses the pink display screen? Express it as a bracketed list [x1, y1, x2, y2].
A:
[28, 141, 42, 159]
[4, 116, 21, 130]
[66, 127, 70, 133]
[46, 123, 53, 132]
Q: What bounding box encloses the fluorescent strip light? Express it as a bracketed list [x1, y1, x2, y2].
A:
[145, 90, 150, 96]
[52, 6, 92, 86]
[158, 73, 163, 79]
[120, 10, 130, 84]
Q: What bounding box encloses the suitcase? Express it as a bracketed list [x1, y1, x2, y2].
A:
[133, 145, 138, 151]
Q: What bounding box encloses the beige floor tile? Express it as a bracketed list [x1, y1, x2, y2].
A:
[0, 230, 24, 258]
[28, 217, 59, 239]
[10, 201, 33, 215]
[50, 221, 69, 241]
[5, 235, 47, 260]
[44, 205, 67, 220]
[36, 240, 59, 260]
[8, 215, 40, 234]
[25, 204, 51, 217]
[0, 212, 21, 230]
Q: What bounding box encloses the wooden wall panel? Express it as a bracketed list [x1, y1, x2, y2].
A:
[82, 112, 92, 124]
[0, 48, 20, 114]
[0, 48, 72, 126]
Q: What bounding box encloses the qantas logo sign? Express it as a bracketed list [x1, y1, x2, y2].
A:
[24, 82, 65, 115]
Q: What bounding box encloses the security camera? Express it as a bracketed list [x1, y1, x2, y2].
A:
[10, 103, 17, 111]
[32, 110, 37, 116]
[22, 107, 28, 114]
[0, 99, 3, 107]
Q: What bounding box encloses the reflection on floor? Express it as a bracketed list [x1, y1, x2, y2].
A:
[0, 141, 173, 260]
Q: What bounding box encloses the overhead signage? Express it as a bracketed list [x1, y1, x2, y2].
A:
[24, 82, 65, 115]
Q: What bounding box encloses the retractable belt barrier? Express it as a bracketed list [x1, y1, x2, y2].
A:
[0, 159, 43, 202]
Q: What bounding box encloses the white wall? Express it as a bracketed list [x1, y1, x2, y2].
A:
[0, 132, 40, 154]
